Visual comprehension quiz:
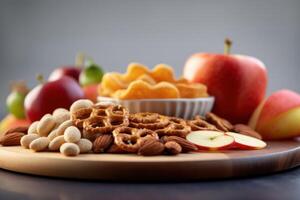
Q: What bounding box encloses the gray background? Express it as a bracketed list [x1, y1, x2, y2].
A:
[0, 0, 300, 115]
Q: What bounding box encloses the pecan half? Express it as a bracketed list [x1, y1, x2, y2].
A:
[234, 124, 262, 139]
[0, 132, 25, 146]
[205, 112, 234, 132]
[162, 136, 197, 152]
[93, 134, 113, 153]
[138, 138, 165, 156]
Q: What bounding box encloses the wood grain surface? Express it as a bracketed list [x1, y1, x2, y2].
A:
[0, 141, 299, 181]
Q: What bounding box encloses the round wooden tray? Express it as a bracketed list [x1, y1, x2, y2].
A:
[0, 141, 300, 181]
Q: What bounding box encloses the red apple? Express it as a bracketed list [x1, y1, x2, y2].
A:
[249, 90, 300, 140]
[25, 76, 84, 122]
[48, 66, 82, 82]
[225, 132, 266, 150]
[82, 84, 99, 103]
[186, 131, 234, 150]
[184, 39, 268, 124]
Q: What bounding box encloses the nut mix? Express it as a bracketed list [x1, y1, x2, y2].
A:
[0, 100, 262, 157]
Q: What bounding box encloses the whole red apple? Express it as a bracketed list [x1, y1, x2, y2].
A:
[184, 39, 268, 124]
[25, 76, 84, 122]
[48, 66, 82, 82]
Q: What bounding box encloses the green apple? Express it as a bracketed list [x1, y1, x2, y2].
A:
[79, 60, 104, 87]
[6, 82, 29, 119]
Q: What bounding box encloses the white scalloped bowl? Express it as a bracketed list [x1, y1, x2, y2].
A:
[97, 97, 215, 120]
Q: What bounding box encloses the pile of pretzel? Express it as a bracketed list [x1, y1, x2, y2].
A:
[71, 102, 255, 156]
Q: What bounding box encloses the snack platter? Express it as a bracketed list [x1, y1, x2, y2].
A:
[1, 40, 300, 180]
[0, 100, 299, 180]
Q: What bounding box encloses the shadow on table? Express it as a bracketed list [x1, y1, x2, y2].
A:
[1, 167, 300, 200]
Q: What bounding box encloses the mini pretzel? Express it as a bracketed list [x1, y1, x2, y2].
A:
[113, 127, 158, 153]
[91, 103, 113, 117]
[108, 117, 129, 129]
[130, 113, 160, 123]
[129, 113, 169, 130]
[105, 104, 129, 121]
[71, 108, 92, 128]
[187, 118, 220, 131]
[113, 127, 140, 152]
[112, 126, 138, 137]
[93, 102, 115, 109]
[114, 134, 140, 153]
[83, 116, 112, 135]
[156, 117, 191, 138]
[168, 117, 187, 125]
[136, 129, 159, 140]
[167, 123, 191, 137]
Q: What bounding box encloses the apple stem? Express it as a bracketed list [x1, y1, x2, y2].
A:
[75, 52, 85, 67]
[224, 38, 232, 55]
[36, 74, 45, 84]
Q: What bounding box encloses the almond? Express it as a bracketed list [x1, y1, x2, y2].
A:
[4, 126, 29, 135]
[162, 136, 198, 152]
[138, 138, 164, 156]
[0, 132, 25, 146]
[164, 141, 182, 155]
[93, 135, 113, 153]
[106, 144, 126, 154]
[234, 124, 262, 139]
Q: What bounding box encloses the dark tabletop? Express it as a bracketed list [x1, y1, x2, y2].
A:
[0, 166, 300, 200]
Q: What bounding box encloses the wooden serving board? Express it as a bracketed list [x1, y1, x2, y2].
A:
[0, 141, 300, 181]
